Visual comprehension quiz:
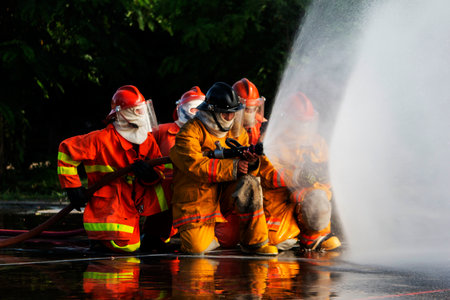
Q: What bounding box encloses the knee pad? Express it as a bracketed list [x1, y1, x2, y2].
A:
[300, 189, 331, 231]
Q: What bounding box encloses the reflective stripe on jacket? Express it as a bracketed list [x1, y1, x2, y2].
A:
[169, 118, 258, 231]
[57, 124, 167, 241]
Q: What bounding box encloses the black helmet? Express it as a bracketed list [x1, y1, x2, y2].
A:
[197, 82, 244, 113]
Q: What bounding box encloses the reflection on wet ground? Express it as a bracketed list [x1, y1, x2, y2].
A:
[0, 204, 449, 299]
[1, 242, 450, 299]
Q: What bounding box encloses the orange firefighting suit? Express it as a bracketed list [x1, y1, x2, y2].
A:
[152, 122, 180, 176]
[246, 114, 266, 145]
[142, 122, 180, 242]
[57, 124, 168, 252]
[259, 133, 332, 248]
[169, 118, 268, 253]
[153, 122, 179, 157]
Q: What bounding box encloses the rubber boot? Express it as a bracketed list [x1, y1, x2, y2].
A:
[301, 233, 341, 251]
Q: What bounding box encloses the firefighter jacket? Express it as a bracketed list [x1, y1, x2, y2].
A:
[261, 133, 330, 191]
[153, 122, 180, 157]
[245, 115, 267, 145]
[57, 124, 168, 243]
[152, 122, 180, 178]
[258, 132, 330, 237]
[169, 117, 259, 231]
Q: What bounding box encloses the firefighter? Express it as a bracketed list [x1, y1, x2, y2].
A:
[57, 85, 169, 253]
[260, 92, 341, 251]
[169, 82, 278, 255]
[232, 78, 267, 144]
[141, 86, 205, 250]
[153, 86, 205, 157]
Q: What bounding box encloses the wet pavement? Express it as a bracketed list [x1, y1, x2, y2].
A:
[0, 203, 449, 299]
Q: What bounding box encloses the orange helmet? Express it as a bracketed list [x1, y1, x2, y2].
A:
[232, 78, 261, 106]
[107, 85, 145, 119]
[291, 91, 316, 121]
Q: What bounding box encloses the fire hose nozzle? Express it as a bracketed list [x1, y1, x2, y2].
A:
[205, 138, 264, 159]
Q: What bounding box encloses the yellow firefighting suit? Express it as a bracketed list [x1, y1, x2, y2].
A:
[260, 133, 334, 249]
[169, 118, 269, 254]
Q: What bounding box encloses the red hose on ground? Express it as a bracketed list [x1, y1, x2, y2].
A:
[0, 228, 85, 237]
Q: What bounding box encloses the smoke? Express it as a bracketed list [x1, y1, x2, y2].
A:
[264, 0, 450, 268]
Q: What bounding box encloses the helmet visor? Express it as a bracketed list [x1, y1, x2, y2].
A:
[230, 105, 245, 138]
[145, 100, 159, 132]
[242, 97, 265, 128]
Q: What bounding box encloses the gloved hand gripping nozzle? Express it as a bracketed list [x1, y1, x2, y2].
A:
[205, 138, 264, 159]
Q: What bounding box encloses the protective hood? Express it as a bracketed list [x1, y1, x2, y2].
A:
[176, 99, 204, 127]
[196, 110, 234, 138]
[113, 104, 151, 144]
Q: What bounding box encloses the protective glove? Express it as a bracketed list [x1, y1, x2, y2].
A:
[131, 160, 159, 183]
[65, 187, 89, 211]
[293, 155, 317, 188]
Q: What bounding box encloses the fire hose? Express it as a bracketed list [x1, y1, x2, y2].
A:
[0, 156, 171, 248]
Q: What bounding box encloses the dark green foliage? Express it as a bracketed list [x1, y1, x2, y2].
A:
[0, 0, 309, 198]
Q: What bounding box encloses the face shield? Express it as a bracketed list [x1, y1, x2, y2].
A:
[145, 99, 159, 132]
[241, 97, 265, 128]
[230, 105, 245, 138]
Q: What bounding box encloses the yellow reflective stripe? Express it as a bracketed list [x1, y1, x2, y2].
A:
[110, 240, 141, 252]
[125, 257, 141, 264]
[84, 164, 116, 173]
[164, 163, 173, 169]
[155, 184, 168, 212]
[83, 271, 134, 280]
[57, 166, 78, 175]
[58, 152, 81, 166]
[124, 174, 134, 185]
[84, 223, 134, 234]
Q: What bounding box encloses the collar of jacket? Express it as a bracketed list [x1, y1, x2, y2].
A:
[167, 122, 180, 135]
[108, 124, 152, 159]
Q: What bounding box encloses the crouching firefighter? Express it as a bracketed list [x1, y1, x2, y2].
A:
[169, 82, 278, 256]
[57, 85, 171, 253]
[259, 91, 341, 252]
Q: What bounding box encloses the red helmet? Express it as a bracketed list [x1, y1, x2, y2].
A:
[175, 86, 205, 122]
[107, 85, 145, 119]
[232, 78, 260, 106]
[291, 91, 316, 121]
[177, 86, 205, 106]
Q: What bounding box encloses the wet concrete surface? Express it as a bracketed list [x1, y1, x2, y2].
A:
[0, 202, 449, 299]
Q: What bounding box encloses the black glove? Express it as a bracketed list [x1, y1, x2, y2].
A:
[65, 187, 89, 211]
[131, 160, 159, 183]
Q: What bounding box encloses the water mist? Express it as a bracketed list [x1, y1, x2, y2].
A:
[264, 0, 450, 269]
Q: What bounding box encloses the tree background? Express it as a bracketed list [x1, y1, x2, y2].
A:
[0, 0, 310, 197]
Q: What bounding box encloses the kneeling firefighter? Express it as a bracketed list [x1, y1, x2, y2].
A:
[57, 85, 170, 253]
[169, 82, 278, 255]
[259, 91, 341, 251]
